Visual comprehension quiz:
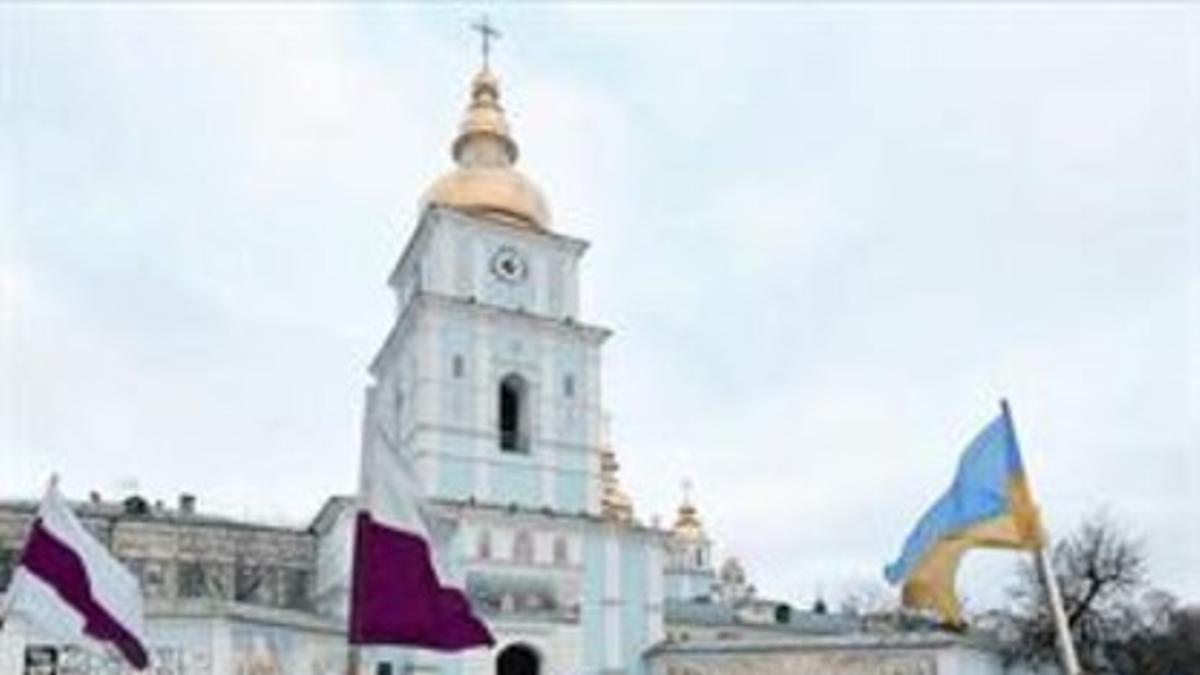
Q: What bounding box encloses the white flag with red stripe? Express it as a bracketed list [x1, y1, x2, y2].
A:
[1, 478, 149, 669]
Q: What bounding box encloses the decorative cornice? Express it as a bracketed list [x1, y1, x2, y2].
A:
[370, 290, 611, 377]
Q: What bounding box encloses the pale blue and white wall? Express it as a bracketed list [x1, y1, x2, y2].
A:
[367, 208, 608, 517]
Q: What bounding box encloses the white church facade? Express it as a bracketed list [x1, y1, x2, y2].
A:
[315, 62, 671, 675]
[0, 57, 1047, 675]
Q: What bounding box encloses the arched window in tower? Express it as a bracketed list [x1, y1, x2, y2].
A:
[452, 354, 465, 379]
[513, 530, 535, 564]
[563, 374, 575, 399]
[553, 536, 569, 565]
[498, 374, 530, 452]
[477, 529, 492, 560]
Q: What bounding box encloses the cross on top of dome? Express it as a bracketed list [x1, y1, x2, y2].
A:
[471, 15, 500, 71]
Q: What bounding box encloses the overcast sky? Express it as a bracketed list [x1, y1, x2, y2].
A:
[2, 4, 1196, 610]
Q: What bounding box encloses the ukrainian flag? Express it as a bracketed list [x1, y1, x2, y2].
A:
[884, 404, 1043, 626]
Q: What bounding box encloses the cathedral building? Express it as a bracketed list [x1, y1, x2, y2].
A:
[0, 58, 1046, 675]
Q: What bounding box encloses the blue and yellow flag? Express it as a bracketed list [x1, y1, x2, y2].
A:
[884, 405, 1043, 626]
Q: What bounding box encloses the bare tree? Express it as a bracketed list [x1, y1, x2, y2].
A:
[836, 578, 897, 616]
[1114, 595, 1200, 675]
[1006, 510, 1190, 674]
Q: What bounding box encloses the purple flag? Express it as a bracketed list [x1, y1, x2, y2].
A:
[348, 425, 493, 650]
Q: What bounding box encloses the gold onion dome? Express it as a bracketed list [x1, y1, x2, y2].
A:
[600, 447, 634, 524]
[423, 68, 551, 230]
[672, 490, 705, 541]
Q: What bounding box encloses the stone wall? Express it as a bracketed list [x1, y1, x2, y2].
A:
[0, 499, 316, 613]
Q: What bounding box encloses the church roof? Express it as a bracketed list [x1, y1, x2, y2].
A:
[664, 599, 858, 635]
[645, 629, 998, 656]
[0, 496, 306, 537]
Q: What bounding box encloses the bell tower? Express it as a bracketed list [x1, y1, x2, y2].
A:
[346, 26, 665, 675]
[362, 55, 611, 517]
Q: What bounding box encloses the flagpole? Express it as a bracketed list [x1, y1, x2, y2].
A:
[1035, 544, 1081, 675]
[1, 475, 61, 621]
[1000, 400, 1081, 675]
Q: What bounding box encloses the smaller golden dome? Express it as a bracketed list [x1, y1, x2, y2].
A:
[600, 445, 634, 524]
[422, 68, 550, 230]
[452, 70, 516, 162]
[672, 483, 705, 542]
[606, 488, 634, 524]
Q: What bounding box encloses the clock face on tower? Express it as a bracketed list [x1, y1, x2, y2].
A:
[490, 246, 528, 284]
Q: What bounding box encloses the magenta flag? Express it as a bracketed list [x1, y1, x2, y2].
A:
[348, 428, 493, 650]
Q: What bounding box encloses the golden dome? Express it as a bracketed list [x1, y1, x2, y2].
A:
[672, 482, 705, 541]
[600, 446, 635, 524]
[422, 68, 551, 230]
[673, 502, 704, 541]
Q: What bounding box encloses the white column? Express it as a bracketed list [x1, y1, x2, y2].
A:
[474, 321, 492, 502]
[646, 542, 665, 644]
[604, 534, 622, 671]
[539, 335, 558, 509]
[424, 321, 443, 494]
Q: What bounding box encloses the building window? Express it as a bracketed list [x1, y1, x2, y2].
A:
[452, 354, 465, 378]
[141, 560, 167, 598]
[128, 558, 147, 579]
[235, 560, 270, 604]
[553, 536, 569, 565]
[0, 547, 17, 589]
[283, 569, 310, 610]
[513, 530, 534, 564]
[499, 373, 530, 452]
[376, 663, 394, 675]
[477, 530, 492, 560]
[24, 646, 57, 672]
[563, 374, 575, 398]
[178, 561, 206, 599]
